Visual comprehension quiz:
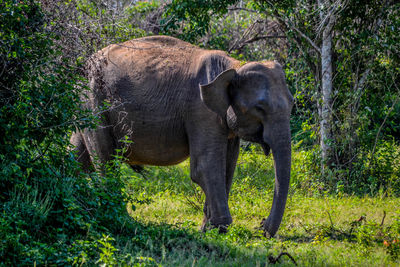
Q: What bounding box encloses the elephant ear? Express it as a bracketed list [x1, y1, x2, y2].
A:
[200, 69, 237, 118]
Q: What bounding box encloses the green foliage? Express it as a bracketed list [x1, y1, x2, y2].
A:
[125, 0, 159, 16]
[383, 215, 400, 259]
[161, 0, 238, 42]
[0, 0, 48, 92]
[96, 234, 118, 266]
[0, 0, 135, 264]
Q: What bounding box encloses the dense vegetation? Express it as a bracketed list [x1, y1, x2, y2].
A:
[0, 0, 399, 265]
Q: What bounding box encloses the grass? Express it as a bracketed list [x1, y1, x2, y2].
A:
[114, 148, 400, 266]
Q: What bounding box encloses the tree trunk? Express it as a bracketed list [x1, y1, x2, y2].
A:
[320, 29, 333, 168]
[319, 1, 335, 169]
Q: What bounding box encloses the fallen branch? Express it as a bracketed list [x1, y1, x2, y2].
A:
[380, 211, 386, 227]
[268, 252, 298, 266]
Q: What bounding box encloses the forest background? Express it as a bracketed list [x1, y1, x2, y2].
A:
[1, 0, 399, 265]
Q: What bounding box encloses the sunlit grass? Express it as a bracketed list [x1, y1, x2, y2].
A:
[122, 149, 400, 266]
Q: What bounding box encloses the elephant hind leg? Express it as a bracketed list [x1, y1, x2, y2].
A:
[70, 132, 94, 172]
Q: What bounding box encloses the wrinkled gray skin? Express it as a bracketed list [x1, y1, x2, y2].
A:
[71, 36, 293, 237]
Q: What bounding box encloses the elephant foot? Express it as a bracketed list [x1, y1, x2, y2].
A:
[201, 202, 232, 233]
[200, 215, 210, 232]
[201, 215, 231, 233]
[261, 217, 276, 238]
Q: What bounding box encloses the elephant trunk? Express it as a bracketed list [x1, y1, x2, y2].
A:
[262, 132, 291, 237]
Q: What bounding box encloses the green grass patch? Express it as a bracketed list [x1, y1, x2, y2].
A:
[121, 148, 400, 266]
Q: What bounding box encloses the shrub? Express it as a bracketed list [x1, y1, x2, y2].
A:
[0, 0, 134, 264]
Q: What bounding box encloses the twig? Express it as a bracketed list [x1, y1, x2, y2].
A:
[183, 194, 202, 211]
[40, 100, 129, 131]
[228, 20, 260, 52]
[327, 211, 334, 229]
[232, 34, 287, 52]
[264, 1, 321, 54]
[298, 221, 312, 234]
[380, 211, 386, 227]
[268, 252, 298, 266]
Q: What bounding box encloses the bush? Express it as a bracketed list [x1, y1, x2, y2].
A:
[0, 0, 134, 264]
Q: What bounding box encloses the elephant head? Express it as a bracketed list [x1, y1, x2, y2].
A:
[200, 61, 293, 237]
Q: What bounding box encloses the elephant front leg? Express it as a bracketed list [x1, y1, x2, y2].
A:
[190, 140, 232, 232]
[200, 137, 240, 231]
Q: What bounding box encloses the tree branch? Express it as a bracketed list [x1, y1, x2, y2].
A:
[230, 34, 287, 52]
[228, 20, 260, 52]
[268, 11, 321, 54]
[227, 7, 259, 13]
[245, 34, 287, 42]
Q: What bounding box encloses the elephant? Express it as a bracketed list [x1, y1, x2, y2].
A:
[70, 35, 293, 237]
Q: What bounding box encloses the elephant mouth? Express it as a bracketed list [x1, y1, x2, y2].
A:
[239, 126, 271, 156]
[240, 130, 262, 143]
[241, 135, 270, 156]
[241, 135, 262, 143]
[261, 142, 271, 156]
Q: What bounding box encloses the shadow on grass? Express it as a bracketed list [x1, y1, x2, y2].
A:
[114, 218, 297, 266]
[278, 222, 377, 245]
